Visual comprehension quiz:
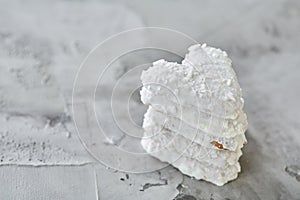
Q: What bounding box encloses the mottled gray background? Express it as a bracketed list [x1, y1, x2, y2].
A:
[0, 0, 300, 199]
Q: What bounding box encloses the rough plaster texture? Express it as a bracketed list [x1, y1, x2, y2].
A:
[0, 0, 300, 199]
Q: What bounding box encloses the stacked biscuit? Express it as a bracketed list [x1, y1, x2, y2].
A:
[140, 44, 248, 186]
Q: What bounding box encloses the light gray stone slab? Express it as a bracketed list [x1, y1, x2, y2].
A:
[95, 164, 183, 200]
[0, 165, 97, 200]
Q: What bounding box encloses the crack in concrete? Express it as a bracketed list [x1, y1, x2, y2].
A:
[285, 165, 300, 181]
[94, 170, 101, 200]
[139, 182, 167, 192]
[174, 176, 198, 200]
[139, 171, 168, 191]
[173, 193, 197, 200]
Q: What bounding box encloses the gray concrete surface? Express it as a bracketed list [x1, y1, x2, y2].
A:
[0, 0, 300, 199]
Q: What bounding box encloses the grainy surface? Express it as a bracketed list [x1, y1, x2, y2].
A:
[0, 0, 300, 199]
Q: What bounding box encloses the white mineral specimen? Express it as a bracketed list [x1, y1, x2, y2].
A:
[140, 44, 248, 186]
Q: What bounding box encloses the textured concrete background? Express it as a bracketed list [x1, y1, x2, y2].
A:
[0, 0, 300, 199]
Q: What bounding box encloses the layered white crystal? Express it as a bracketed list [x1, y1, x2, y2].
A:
[143, 106, 247, 151]
[140, 44, 248, 186]
[141, 90, 248, 138]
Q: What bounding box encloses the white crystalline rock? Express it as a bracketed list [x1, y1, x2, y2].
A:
[141, 128, 242, 168]
[140, 44, 248, 186]
[141, 56, 243, 119]
[140, 97, 248, 138]
[143, 106, 247, 151]
[141, 139, 240, 186]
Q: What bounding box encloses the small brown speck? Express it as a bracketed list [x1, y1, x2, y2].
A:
[211, 141, 224, 149]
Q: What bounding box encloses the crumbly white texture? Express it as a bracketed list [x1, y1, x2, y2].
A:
[141, 55, 244, 119]
[141, 90, 248, 138]
[141, 134, 240, 186]
[143, 106, 247, 151]
[142, 127, 242, 168]
[140, 44, 248, 186]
